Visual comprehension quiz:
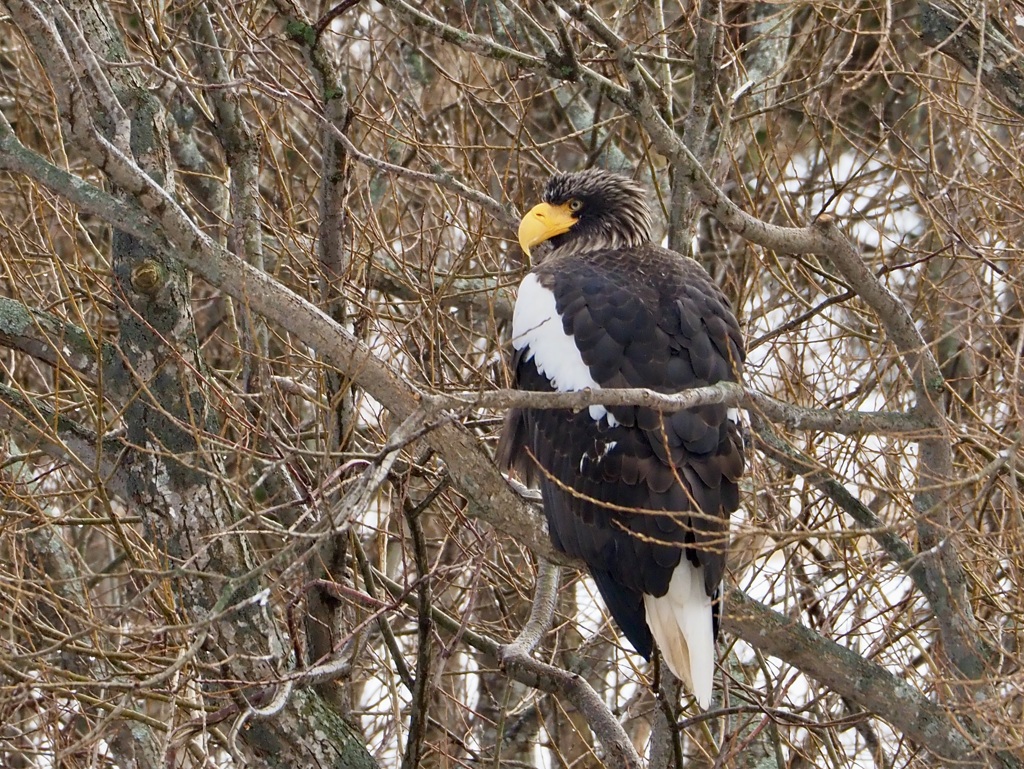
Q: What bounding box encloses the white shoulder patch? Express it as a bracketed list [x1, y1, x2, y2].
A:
[512, 273, 617, 425]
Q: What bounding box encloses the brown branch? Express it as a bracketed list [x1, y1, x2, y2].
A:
[189, 3, 269, 387]
[498, 646, 644, 769]
[313, 0, 365, 39]
[402, 491, 432, 769]
[376, 0, 626, 96]
[316, 109, 520, 231]
[368, 251, 515, 322]
[371, 565, 643, 769]
[0, 99, 557, 562]
[0, 382, 128, 497]
[5, 5, 383, 766]
[669, 0, 720, 250]
[425, 383, 931, 436]
[918, 0, 1024, 118]
[753, 418, 931, 603]
[371, 548, 1001, 768]
[276, 0, 363, 695]
[0, 296, 107, 381]
[503, 559, 560, 656]
[723, 588, 1014, 768]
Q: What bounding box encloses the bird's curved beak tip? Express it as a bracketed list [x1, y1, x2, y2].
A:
[517, 202, 575, 258]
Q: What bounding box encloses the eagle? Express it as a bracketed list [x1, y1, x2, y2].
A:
[497, 168, 745, 707]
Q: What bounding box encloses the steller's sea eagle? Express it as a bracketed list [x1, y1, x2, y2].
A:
[497, 168, 745, 708]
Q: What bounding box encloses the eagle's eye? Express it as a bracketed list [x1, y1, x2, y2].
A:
[568, 198, 583, 213]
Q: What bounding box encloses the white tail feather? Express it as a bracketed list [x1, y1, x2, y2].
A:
[643, 563, 716, 708]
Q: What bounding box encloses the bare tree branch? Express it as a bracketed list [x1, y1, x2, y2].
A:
[0, 108, 557, 564]
[0, 296, 106, 380]
[371, 562, 644, 769]
[724, 588, 1013, 768]
[428, 383, 932, 436]
[504, 558, 560, 656]
[918, 0, 1024, 118]
[0, 381, 128, 496]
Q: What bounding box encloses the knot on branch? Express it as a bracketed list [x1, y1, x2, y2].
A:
[545, 50, 579, 82]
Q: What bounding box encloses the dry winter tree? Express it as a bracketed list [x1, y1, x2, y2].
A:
[0, 1, 1023, 767]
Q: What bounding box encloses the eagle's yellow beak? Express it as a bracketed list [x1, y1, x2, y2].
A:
[517, 202, 577, 257]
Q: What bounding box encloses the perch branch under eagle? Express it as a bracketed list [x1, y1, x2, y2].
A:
[497, 169, 745, 708]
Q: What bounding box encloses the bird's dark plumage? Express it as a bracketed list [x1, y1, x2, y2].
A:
[497, 169, 745, 706]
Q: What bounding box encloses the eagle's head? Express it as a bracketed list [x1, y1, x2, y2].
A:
[517, 169, 653, 259]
